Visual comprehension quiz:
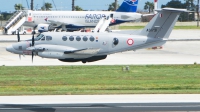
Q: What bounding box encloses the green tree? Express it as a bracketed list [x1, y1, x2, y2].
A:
[144, 1, 154, 13]
[161, 0, 195, 21]
[184, 0, 195, 10]
[74, 6, 83, 11]
[41, 2, 52, 11]
[1, 13, 13, 20]
[14, 4, 25, 10]
[161, 0, 184, 8]
[108, 2, 119, 11]
[197, 0, 200, 26]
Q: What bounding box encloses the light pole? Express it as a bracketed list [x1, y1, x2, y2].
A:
[72, 0, 75, 11]
[115, 0, 118, 11]
[0, 14, 2, 30]
[31, 0, 34, 10]
[197, 0, 199, 27]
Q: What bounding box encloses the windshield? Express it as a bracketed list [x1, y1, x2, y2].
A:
[25, 34, 45, 41]
[34, 34, 44, 41]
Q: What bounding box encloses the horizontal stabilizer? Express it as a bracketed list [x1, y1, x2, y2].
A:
[155, 8, 187, 12]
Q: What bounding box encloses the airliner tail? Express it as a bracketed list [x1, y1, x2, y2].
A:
[116, 0, 139, 12]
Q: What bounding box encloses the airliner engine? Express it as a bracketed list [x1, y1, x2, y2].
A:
[37, 24, 50, 33]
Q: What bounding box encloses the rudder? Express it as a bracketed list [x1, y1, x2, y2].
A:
[116, 0, 139, 12]
[140, 8, 187, 39]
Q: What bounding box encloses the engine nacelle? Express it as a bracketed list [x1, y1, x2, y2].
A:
[37, 24, 50, 33]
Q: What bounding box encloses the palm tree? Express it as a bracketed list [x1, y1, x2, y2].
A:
[31, 0, 33, 10]
[144, 1, 154, 13]
[72, 0, 75, 11]
[108, 2, 119, 11]
[14, 4, 25, 11]
[115, 0, 118, 10]
[197, 0, 200, 26]
[74, 6, 83, 11]
[41, 2, 52, 11]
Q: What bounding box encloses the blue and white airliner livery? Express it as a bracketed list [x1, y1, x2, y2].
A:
[117, 0, 139, 12]
[24, 0, 141, 32]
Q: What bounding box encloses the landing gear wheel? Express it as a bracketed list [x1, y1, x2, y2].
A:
[82, 60, 87, 64]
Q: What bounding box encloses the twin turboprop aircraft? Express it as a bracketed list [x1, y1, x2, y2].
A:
[6, 8, 187, 63]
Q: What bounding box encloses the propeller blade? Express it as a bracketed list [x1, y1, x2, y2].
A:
[32, 51, 34, 63]
[32, 33, 34, 46]
[17, 30, 20, 42]
[19, 54, 21, 60]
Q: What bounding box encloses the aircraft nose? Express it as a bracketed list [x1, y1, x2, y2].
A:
[6, 45, 14, 53]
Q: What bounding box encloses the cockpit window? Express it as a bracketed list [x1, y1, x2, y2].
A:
[34, 34, 45, 41]
[41, 36, 45, 41]
[46, 36, 52, 41]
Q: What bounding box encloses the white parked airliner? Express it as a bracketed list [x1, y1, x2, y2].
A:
[24, 0, 142, 32]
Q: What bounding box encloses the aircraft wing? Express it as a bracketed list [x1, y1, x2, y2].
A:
[48, 20, 64, 26]
[26, 45, 100, 55]
[64, 48, 100, 55]
[48, 20, 85, 27]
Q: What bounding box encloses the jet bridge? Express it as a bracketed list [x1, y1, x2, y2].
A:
[3, 11, 27, 35]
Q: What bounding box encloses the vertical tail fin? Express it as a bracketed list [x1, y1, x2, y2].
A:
[116, 0, 139, 12]
[140, 8, 187, 39]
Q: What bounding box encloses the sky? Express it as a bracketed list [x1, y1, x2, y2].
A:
[0, 0, 187, 12]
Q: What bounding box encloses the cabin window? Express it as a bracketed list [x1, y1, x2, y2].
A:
[90, 36, 95, 42]
[62, 36, 67, 41]
[46, 36, 52, 41]
[69, 36, 74, 41]
[76, 36, 81, 41]
[83, 36, 88, 42]
[113, 38, 119, 46]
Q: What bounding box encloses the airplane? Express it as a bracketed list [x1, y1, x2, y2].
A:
[24, 0, 142, 32]
[6, 8, 187, 63]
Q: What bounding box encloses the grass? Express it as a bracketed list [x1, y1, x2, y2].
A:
[0, 65, 200, 95]
[119, 26, 200, 30]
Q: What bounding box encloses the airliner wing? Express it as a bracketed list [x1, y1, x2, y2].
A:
[48, 20, 85, 27]
[48, 20, 64, 26]
[64, 48, 100, 55]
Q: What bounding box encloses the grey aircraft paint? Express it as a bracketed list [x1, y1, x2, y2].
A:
[6, 8, 187, 63]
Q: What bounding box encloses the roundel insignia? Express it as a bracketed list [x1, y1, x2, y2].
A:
[127, 38, 134, 46]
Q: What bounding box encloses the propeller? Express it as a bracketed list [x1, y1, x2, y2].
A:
[17, 29, 21, 60]
[17, 29, 20, 42]
[31, 31, 35, 63]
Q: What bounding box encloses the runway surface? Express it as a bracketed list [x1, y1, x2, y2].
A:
[0, 95, 200, 112]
